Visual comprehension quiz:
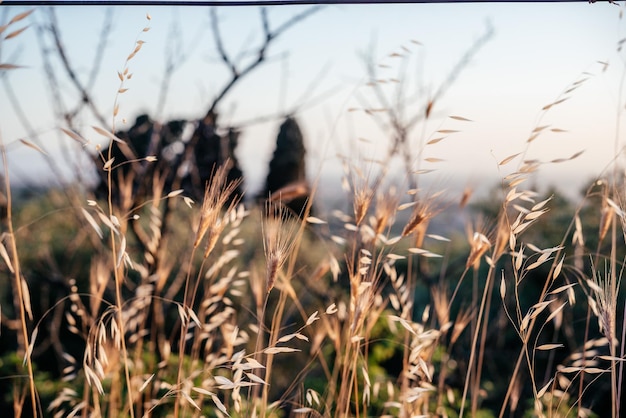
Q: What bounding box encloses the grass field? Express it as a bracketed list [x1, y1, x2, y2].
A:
[1, 5, 625, 418]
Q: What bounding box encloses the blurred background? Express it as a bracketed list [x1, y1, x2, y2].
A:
[0, 1, 623, 202]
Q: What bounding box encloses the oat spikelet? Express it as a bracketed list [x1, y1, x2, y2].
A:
[493, 214, 510, 263]
[353, 186, 375, 227]
[402, 199, 438, 244]
[373, 187, 399, 235]
[590, 269, 617, 348]
[431, 284, 450, 329]
[262, 201, 298, 293]
[402, 206, 426, 237]
[466, 231, 491, 270]
[459, 186, 473, 208]
[347, 164, 385, 227]
[450, 307, 476, 345]
[599, 195, 615, 243]
[194, 162, 242, 258]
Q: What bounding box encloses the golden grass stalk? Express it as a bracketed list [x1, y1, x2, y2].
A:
[466, 231, 491, 270]
[401, 196, 440, 248]
[261, 201, 299, 294]
[373, 187, 399, 236]
[95, 16, 153, 417]
[346, 163, 385, 227]
[431, 284, 450, 331]
[194, 161, 243, 259]
[0, 11, 38, 414]
[599, 196, 615, 243]
[589, 268, 618, 352]
[1, 144, 39, 417]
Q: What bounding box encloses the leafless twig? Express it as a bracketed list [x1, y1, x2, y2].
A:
[46, 7, 107, 127]
[356, 21, 494, 189]
[155, 10, 208, 118]
[206, 5, 323, 117]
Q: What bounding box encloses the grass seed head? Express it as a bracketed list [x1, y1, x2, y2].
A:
[599, 197, 615, 243]
[466, 231, 491, 270]
[459, 186, 473, 208]
[353, 186, 374, 227]
[262, 202, 298, 293]
[373, 187, 399, 235]
[590, 270, 617, 348]
[347, 163, 385, 227]
[431, 285, 450, 329]
[493, 214, 510, 262]
[194, 161, 242, 258]
[402, 198, 438, 243]
[450, 307, 476, 345]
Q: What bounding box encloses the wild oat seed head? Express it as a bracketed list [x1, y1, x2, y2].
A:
[373, 187, 399, 235]
[450, 307, 475, 345]
[466, 231, 491, 270]
[353, 186, 374, 227]
[493, 215, 510, 262]
[262, 202, 298, 293]
[431, 285, 450, 329]
[590, 270, 617, 348]
[346, 163, 385, 226]
[194, 162, 242, 257]
[599, 197, 615, 243]
[402, 199, 436, 239]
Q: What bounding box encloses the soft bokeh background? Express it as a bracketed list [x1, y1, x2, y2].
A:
[0, 1, 623, 201]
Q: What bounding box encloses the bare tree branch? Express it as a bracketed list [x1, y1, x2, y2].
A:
[407, 20, 494, 129]
[353, 21, 494, 190]
[206, 5, 323, 117]
[85, 8, 113, 93]
[211, 7, 238, 78]
[46, 7, 107, 127]
[216, 59, 337, 129]
[36, 20, 67, 124]
[1, 65, 71, 187]
[155, 10, 208, 118]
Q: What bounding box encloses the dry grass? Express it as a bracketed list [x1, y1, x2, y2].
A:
[1, 6, 625, 418]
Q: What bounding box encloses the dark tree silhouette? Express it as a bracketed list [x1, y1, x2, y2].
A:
[94, 111, 245, 208]
[261, 116, 310, 217]
[87, 6, 322, 210]
[185, 112, 243, 204]
[93, 114, 188, 202]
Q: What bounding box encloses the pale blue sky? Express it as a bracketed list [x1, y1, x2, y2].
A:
[0, 2, 623, 200]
